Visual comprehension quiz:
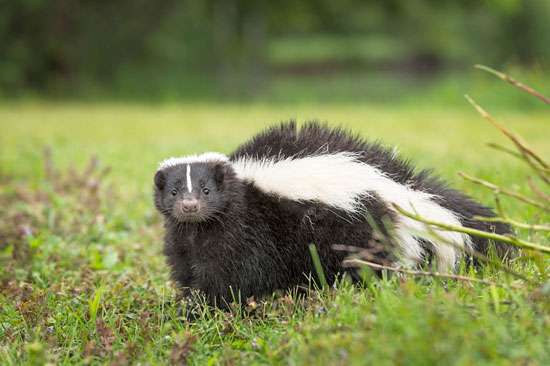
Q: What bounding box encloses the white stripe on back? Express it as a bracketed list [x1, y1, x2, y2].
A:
[232, 152, 471, 270]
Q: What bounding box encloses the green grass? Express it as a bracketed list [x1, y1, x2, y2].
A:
[0, 102, 548, 365]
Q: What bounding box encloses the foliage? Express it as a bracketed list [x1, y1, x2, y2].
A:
[1, 0, 549, 97]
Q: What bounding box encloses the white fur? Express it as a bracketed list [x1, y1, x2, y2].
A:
[186, 164, 192, 193]
[232, 152, 471, 271]
[158, 152, 229, 170]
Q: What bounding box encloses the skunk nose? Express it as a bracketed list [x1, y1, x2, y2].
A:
[181, 199, 199, 213]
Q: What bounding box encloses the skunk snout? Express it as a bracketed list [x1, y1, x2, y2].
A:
[181, 199, 199, 213]
[172, 198, 204, 222]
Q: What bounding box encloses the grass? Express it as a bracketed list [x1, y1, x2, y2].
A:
[0, 101, 549, 365]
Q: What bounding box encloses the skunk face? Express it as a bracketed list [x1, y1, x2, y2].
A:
[154, 161, 233, 223]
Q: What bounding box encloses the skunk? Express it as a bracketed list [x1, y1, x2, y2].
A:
[154, 121, 512, 308]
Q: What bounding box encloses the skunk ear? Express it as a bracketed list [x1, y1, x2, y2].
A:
[154, 170, 166, 190]
[213, 163, 231, 185]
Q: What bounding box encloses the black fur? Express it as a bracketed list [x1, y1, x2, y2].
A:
[231, 121, 512, 258]
[154, 121, 513, 308]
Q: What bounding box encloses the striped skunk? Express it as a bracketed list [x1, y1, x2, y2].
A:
[154, 121, 512, 308]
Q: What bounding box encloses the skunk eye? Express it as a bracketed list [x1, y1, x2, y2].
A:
[202, 187, 210, 195]
[170, 189, 177, 196]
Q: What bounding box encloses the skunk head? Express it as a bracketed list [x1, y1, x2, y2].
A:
[154, 154, 237, 223]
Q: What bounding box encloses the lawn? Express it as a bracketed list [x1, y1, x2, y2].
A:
[1, 101, 549, 365]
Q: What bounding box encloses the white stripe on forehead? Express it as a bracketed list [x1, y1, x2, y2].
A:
[186, 164, 192, 193]
[158, 152, 229, 170]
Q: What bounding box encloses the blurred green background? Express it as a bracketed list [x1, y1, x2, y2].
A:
[1, 0, 549, 107]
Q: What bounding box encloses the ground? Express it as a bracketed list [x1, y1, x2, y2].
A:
[0, 102, 548, 365]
